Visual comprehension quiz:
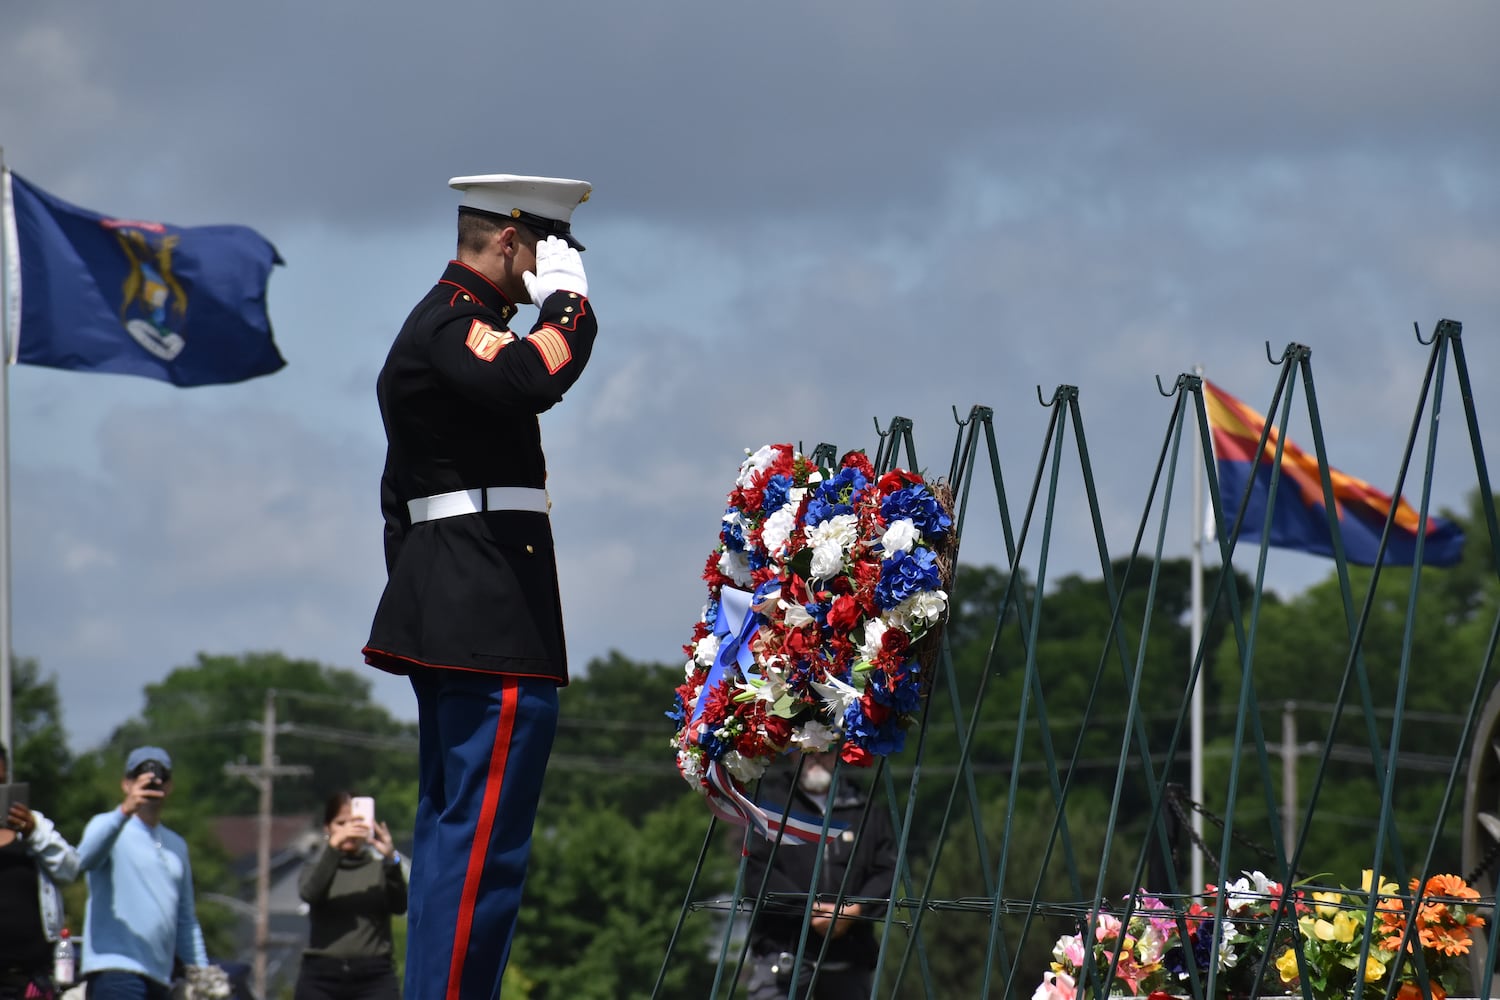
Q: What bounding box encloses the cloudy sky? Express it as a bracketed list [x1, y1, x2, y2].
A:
[1, 1, 1497, 750]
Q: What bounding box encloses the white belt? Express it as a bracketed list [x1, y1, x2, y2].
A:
[407, 487, 550, 523]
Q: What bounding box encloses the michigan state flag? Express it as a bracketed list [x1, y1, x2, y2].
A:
[2, 169, 285, 386]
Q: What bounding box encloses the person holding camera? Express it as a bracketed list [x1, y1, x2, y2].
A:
[76, 746, 207, 1000]
[0, 743, 81, 1000]
[293, 791, 407, 1000]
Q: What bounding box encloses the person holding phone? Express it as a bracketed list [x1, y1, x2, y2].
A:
[294, 791, 406, 1000]
[77, 746, 208, 1000]
[0, 743, 81, 1000]
[362, 174, 597, 999]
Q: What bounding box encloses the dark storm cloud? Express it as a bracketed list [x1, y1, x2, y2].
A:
[2, 1, 1495, 231]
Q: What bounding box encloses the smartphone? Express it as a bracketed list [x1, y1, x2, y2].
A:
[350, 795, 375, 830]
[0, 782, 30, 815]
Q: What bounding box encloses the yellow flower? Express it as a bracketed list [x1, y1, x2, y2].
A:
[1362, 870, 1400, 897]
[1363, 956, 1387, 982]
[1276, 948, 1301, 983]
[1332, 912, 1359, 943]
[1298, 916, 1318, 938]
[1313, 890, 1343, 918]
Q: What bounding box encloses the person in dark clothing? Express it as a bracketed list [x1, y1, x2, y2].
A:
[742, 751, 899, 1000]
[0, 745, 80, 1000]
[293, 792, 407, 1000]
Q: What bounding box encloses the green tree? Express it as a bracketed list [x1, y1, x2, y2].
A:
[1, 657, 73, 816]
[512, 794, 732, 999]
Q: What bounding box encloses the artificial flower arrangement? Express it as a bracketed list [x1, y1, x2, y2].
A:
[669, 444, 954, 828]
[1035, 870, 1484, 1000]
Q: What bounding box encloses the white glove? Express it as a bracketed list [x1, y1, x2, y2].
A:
[522, 235, 588, 307]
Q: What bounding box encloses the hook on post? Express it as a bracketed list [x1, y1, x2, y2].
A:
[1263, 341, 1286, 366]
[1155, 373, 1184, 398]
[1036, 385, 1058, 408]
[871, 416, 890, 441]
[951, 405, 973, 429]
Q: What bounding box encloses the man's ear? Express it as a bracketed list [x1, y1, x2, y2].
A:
[494, 225, 520, 258]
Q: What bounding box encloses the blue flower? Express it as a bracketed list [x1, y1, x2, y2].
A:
[802, 467, 867, 526]
[843, 704, 907, 756]
[881, 486, 952, 542]
[762, 474, 792, 514]
[720, 508, 747, 551]
[867, 665, 922, 714]
[875, 548, 942, 609]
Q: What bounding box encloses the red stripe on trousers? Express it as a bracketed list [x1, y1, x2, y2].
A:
[444, 678, 520, 1000]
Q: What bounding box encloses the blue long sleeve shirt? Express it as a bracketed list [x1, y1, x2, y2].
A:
[77, 808, 208, 985]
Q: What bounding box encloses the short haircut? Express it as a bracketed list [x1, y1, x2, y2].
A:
[457, 208, 537, 255]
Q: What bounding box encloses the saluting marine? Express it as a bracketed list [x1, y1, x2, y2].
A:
[363, 173, 596, 1000]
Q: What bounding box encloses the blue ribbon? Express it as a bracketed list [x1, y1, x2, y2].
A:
[688, 581, 778, 737]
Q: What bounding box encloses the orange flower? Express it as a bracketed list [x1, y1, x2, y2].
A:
[1423, 873, 1479, 903]
[1418, 921, 1473, 957]
[1395, 981, 1447, 1000]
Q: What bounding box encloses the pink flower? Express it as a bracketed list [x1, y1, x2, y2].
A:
[1095, 913, 1123, 942]
[1031, 970, 1076, 1000]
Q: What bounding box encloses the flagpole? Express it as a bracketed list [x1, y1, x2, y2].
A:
[1190, 363, 1205, 896]
[0, 147, 14, 759]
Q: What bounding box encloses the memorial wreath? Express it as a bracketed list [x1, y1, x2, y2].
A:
[669, 443, 955, 838]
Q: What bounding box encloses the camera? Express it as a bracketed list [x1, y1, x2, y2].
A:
[131, 759, 171, 792]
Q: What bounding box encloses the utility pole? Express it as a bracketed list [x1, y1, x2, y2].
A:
[225, 689, 310, 1000]
[1282, 701, 1297, 858]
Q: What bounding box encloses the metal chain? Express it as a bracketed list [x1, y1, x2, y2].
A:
[1465, 837, 1500, 887]
[1166, 784, 1313, 883]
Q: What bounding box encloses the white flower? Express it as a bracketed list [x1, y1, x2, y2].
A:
[886, 589, 948, 631]
[811, 674, 861, 718]
[780, 600, 814, 628]
[722, 750, 768, 783]
[809, 540, 844, 581]
[718, 550, 752, 587]
[792, 720, 843, 750]
[761, 504, 797, 555]
[805, 513, 859, 549]
[693, 634, 720, 668]
[737, 672, 786, 705]
[683, 658, 697, 680]
[677, 748, 705, 783]
[879, 518, 920, 555]
[857, 619, 888, 660]
[737, 445, 779, 487]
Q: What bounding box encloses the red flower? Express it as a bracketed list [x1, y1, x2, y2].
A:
[702, 552, 732, 589]
[880, 629, 911, 656]
[840, 742, 872, 767]
[763, 712, 793, 746]
[840, 450, 876, 479]
[827, 595, 861, 634]
[877, 469, 922, 496]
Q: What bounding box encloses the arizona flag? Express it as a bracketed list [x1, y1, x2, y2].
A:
[1, 169, 284, 386]
[1204, 380, 1465, 567]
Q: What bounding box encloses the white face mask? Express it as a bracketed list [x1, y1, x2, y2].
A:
[799, 762, 833, 794]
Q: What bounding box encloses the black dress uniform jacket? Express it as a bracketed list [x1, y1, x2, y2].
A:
[743, 768, 898, 969]
[363, 260, 598, 684]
